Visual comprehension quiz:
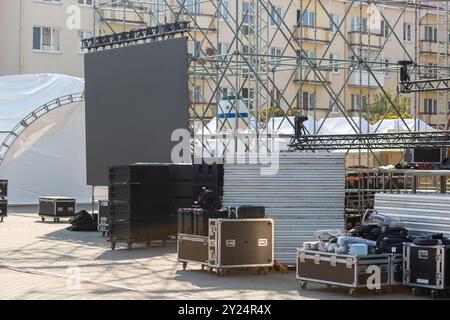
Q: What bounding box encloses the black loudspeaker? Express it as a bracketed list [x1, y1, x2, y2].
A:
[192, 161, 223, 209]
[0, 199, 7, 221]
[227, 206, 265, 219]
[0, 179, 7, 198]
[178, 207, 228, 236]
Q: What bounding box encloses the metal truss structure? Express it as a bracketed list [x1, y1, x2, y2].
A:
[0, 93, 84, 166]
[81, 21, 190, 50]
[90, 0, 450, 164]
[289, 130, 450, 150]
[399, 78, 450, 93]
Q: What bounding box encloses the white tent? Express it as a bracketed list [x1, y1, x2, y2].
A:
[317, 116, 374, 134]
[0, 74, 91, 204]
[373, 118, 435, 133]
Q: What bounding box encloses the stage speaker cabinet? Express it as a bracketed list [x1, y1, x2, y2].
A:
[39, 197, 76, 220]
[0, 179, 7, 198]
[177, 234, 209, 265]
[226, 206, 265, 219]
[208, 218, 274, 269]
[0, 199, 7, 221]
[403, 243, 450, 291]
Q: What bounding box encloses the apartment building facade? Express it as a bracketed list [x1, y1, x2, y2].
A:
[0, 0, 449, 128]
[0, 0, 94, 77]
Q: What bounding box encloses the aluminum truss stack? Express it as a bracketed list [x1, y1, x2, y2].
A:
[222, 152, 346, 264]
[374, 193, 450, 237]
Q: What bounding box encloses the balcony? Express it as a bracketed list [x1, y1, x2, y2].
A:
[98, 7, 148, 27]
[347, 70, 384, 87]
[418, 40, 450, 55]
[347, 31, 382, 48]
[420, 40, 439, 54]
[177, 13, 218, 32]
[295, 25, 331, 44]
[294, 68, 330, 84]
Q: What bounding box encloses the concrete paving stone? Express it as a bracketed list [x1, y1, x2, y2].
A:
[0, 211, 430, 300]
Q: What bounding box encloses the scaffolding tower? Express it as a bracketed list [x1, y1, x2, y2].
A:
[89, 0, 450, 164]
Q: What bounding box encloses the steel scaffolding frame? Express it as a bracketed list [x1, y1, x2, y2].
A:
[90, 0, 450, 163]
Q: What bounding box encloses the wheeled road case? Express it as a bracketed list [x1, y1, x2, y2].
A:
[403, 243, 450, 298]
[177, 234, 209, 271]
[39, 197, 76, 222]
[296, 249, 402, 296]
[97, 199, 110, 237]
[207, 218, 274, 276]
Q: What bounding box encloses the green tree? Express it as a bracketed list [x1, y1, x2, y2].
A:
[366, 89, 412, 124]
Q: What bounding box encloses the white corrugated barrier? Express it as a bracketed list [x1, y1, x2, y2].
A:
[223, 152, 346, 264]
[374, 193, 450, 237]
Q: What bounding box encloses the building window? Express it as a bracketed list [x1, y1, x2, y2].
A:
[270, 47, 282, 62]
[330, 14, 340, 32]
[301, 92, 316, 110]
[424, 98, 437, 114]
[384, 59, 390, 76]
[330, 53, 339, 73]
[33, 26, 60, 52]
[351, 94, 367, 110]
[242, 88, 255, 110]
[424, 26, 437, 42]
[403, 23, 412, 41]
[193, 41, 203, 57]
[270, 5, 283, 27]
[242, 2, 255, 35]
[426, 63, 437, 78]
[270, 89, 282, 108]
[219, 0, 229, 21]
[329, 99, 339, 113]
[219, 87, 229, 99]
[78, 0, 93, 5]
[351, 17, 367, 32]
[185, 0, 201, 15]
[217, 42, 230, 59]
[381, 19, 389, 38]
[78, 30, 92, 52]
[297, 10, 315, 27]
[191, 85, 203, 103]
[149, 1, 167, 25]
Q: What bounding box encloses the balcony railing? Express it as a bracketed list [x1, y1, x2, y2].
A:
[294, 68, 330, 84]
[419, 40, 450, 55]
[98, 7, 148, 26]
[177, 12, 218, 31]
[348, 31, 382, 47]
[347, 69, 384, 87]
[296, 25, 331, 44]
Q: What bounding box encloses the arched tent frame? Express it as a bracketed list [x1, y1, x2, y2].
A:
[0, 93, 85, 166]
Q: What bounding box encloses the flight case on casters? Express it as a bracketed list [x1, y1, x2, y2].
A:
[296, 249, 402, 296]
[39, 197, 76, 222]
[207, 218, 274, 276]
[403, 243, 450, 298]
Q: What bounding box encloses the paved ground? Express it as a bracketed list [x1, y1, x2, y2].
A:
[0, 210, 427, 300]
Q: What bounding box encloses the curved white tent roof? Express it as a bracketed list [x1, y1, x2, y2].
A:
[373, 118, 435, 133]
[0, 74, 90, 204]
[317, 117, 374, 134]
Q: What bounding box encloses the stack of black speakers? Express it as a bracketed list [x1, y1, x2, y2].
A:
[108, 162, 223, 248]
[0, 179, 7, 222]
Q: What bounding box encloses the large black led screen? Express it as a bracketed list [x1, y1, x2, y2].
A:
[84, 38, 189, 186]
